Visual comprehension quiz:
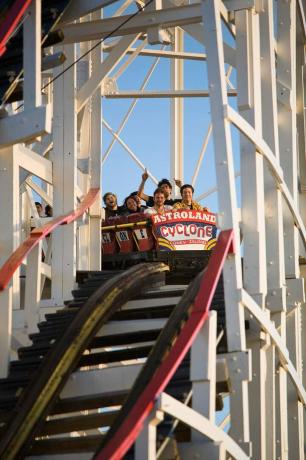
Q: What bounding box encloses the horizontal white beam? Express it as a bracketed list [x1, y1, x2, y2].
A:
[104, 89, 237, 98]
[61, 363, 142, 398]
[103, 45, 207, 61]
[158, 392, 248, 460]
[17, 145, 53, 184]
[0, 105, 51, 148]
[61, 4, 204, 43]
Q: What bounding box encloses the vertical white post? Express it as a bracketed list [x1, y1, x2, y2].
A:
[52, 44, 77, 303]
[236, 7, 267, 458]
[190, 310, 217, 433]
[201, 0, 250, 453]
[135, 410, 164, 460]
[23, 0, 41, 109]
[259, 1, 286, 457]
[24, 242, 42, 333]
[277, 1, 304, 457]
[0, 147, 19, 377]
[170, 27, 184, 195]
[89, 10, 102, 271]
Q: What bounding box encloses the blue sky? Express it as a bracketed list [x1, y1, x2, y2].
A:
[102, 1, 241, 213]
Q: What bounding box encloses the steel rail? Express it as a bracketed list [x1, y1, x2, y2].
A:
[95, 229, 235, 460]
[0, 188, 100, 291]
[0, 262, 168, 459]
[0, 0, 32, 57]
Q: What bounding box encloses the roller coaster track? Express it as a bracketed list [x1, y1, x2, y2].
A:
[0, 230, 233, 459]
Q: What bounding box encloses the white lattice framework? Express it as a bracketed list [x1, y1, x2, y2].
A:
[0, 0, 305, 458]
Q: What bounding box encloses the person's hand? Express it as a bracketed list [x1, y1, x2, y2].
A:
[142, 169, 149, 181]
[174, 178, 182, 188]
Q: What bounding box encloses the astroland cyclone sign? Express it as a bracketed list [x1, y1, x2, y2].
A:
[150, 209, 217, 251]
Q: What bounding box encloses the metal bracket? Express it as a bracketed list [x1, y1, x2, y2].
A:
[286, 278, 305, 309]
[266, 286, 286, 313]
[101, 77, 118, 96]
[147, 27, 172, 45]
[220, 350, 252, 382]
[277, 79, 292, 110]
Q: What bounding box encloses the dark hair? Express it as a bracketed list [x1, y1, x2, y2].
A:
[124, 195, 137, 207]
[35, 201, 42, 207]
[180, 184, 194, 195]
[129, 191, 139, 197]
[103, 192, 117, 204]
[45, 204, 53, 217]
[153, 187, 166, 197]
[158, 178, 172, 189]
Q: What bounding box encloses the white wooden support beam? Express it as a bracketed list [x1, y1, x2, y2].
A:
[190, 310, 217, 441]
[0, 105, 51, 148]
[104, 89, 237, 98]
[25, 178, 53, 206]
[24, 242, 42, 334]
[17, 145, 53, 184]
[157, 392, 249, 460]
[170, 27, 184, 195]
[182, 24, 236, 68]
[135, 410, 164, 460]
[77, 34, 141, 113]
[0, 146, 19, 377]
[23, 0, 41, 109]
[201, 0, 249, 450]
[277, 0, 299, 279]
[52, 44, 77, 303]
[236, 8, 266, 307]
[59, 0, 117, 25]
[89, 10, 102, 271]
[60, 5, 203, 43]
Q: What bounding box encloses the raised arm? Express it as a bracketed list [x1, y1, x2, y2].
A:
[137, 169, 149, 202]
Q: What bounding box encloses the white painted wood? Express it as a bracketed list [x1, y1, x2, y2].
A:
[61, 363, 143, 398]
[0, 146, 19, 377]
[170, 27, 184, 192]
[61, 5, 204, 43]
[23, 0, 41, 109]
[157, 392, 249, 460]
[135, 410, 163, 460]
[104, 89, 237, 98]
[77, 34, 141, 113]
[89, 11, 102, 271]
[24, 242, 42, 334]
[17, 145, 52, 184]
[191, 311, 216, 443]
[201, 0, 249, 450]
[0, 106, 51, 147]
[122, 297, 180, 310]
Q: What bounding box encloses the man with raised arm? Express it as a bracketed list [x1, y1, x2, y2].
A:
[138, 169, 182, 207]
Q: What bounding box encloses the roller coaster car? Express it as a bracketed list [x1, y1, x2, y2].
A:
[102, 209, 217, 259]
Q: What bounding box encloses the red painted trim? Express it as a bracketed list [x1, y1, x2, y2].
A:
[0, 0, 32, 57]
[0, 188, 100, 291]
[96, 229, 235, 460]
